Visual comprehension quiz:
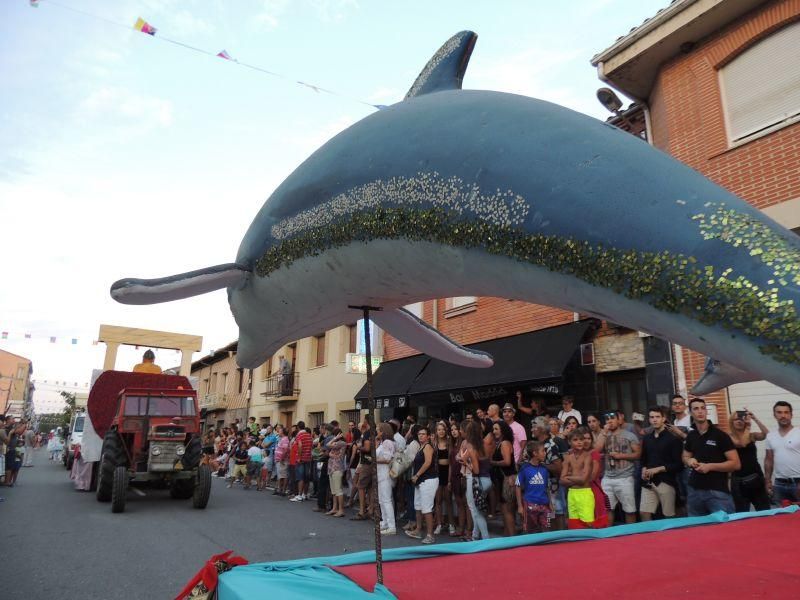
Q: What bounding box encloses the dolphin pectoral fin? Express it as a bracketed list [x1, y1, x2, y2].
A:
[371, 307, 493, 368]
[110, 263, 249, 305]
[405, 31, 477, 100]
[690, 357, 759, 395]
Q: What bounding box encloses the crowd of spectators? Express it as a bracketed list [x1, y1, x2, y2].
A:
[200, 395, 800, 544]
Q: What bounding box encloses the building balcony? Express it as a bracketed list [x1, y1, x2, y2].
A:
[199, 392, 228, 411]
[262, 372, 300, 401]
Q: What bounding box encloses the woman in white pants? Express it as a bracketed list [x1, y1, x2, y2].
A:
[406, 426, 438, 544]
[460, 420, 492, 540]
[376, 423, 397, 534]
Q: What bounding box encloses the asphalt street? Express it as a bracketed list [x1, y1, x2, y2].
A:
[1, 450, 423, 599]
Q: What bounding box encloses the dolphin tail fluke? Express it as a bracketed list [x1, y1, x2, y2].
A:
[690, 357, 759, 395]
[405, 31, 477, 100]
[371, 307, 493, 368]
[110, 263, 249, 305]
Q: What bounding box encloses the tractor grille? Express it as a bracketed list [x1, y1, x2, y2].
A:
[148, 441, 184, 472]
[152, 424, 186, 439]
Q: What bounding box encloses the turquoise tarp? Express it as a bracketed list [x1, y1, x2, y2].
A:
[218, 505, 798, 599]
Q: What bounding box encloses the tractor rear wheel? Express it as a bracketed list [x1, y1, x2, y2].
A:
[192, 464, 211, 509]
[170, 478, 194, 499]
[111, 465, 127, 513]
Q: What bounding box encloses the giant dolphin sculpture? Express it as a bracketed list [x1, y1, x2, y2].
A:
[111, 31, 800, 395]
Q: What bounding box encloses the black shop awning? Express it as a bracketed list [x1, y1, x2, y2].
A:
[354, 354, 429, 409]
[408, 321, 592, 397]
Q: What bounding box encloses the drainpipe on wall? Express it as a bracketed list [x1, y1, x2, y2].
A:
[673, 344, 689, 398]
[432, 299, 438, 329]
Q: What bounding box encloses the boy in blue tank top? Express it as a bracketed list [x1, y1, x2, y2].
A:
[516, 440, 552, 534]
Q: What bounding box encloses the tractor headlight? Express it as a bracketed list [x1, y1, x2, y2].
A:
[175, 446, 185, 456]
[151, 446, 162, 456]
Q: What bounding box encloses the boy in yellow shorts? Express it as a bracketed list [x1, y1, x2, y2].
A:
[560, 430, 595, 529]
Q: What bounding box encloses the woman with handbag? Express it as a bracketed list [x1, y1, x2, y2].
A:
[728, 409, 770, 512]
[405, 426, 438, 544]
[376, 423, 397, 534]
[461, 420, 492, 541]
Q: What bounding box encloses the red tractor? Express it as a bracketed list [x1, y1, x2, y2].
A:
[87, 371, 211, 513]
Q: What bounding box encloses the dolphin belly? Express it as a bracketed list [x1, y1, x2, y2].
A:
[229, 239, 800, 396]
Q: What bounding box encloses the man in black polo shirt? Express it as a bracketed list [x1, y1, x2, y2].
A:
[682, 398, 740, 516]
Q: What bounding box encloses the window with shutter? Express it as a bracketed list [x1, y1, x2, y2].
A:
[720, 21, 800, 144]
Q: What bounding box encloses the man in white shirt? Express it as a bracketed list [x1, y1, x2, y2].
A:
[501, 403, 527, 465]
[765, 401, 800, 504]
[389, 419, 406, 452]
[671, 395, 692, 429]
[557, 396, 582, 425]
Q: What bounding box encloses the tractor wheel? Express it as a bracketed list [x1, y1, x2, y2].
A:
[96, 453, 113, 502]
[111, 465, 127, 513]
[96, 431, 123, 503]
[192, 464, 212, 509]
[181, 436, 202, 470]
[170, 478, 194, 500]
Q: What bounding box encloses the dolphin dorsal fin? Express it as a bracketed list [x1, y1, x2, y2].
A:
[405, 31, 477, 100]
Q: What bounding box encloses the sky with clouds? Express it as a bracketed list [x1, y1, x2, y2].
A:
[1, 0, 668, 413]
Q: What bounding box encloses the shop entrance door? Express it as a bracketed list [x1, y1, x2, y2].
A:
[600, 369, 647, 419]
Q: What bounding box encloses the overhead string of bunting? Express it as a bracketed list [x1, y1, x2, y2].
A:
[0, 328, 182, 354]
[32, 0, 387, 110]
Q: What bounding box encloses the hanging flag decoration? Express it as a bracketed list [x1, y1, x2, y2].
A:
[134, 17, 158, 36]
[1, 332, 7, 340]
[30, 0, 39, 7]
[216, 50, 234, 61]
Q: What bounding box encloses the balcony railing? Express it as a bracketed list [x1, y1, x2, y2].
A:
[263, 372, 299, 399]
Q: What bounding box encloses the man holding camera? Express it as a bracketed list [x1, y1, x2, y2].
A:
[682, 398, 740, 516]
[601, 412, 641, 524]
[639, 406, 683, 520]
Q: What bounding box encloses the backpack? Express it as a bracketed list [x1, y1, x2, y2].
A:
[390, 439, 419, 480]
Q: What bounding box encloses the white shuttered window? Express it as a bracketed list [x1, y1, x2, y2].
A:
[720, 21, 800, 143]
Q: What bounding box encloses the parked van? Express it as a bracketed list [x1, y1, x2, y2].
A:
[63, 412, 85, 470]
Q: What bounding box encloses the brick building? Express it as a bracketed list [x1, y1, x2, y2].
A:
[592, 0, 800, 426]
[369, 294, 675, 423]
